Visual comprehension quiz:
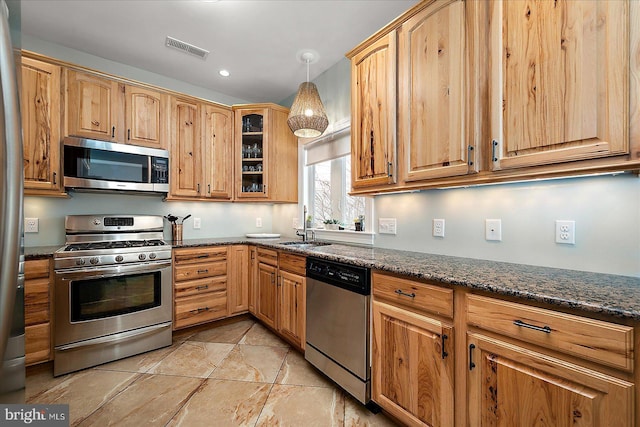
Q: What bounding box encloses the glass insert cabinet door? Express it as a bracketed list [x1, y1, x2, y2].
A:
[238, 111, 268, 198]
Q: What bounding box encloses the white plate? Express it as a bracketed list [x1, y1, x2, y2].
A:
[245, 233, 281, 238]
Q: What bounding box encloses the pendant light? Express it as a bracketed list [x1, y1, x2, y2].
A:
[287, 51, 329, 138]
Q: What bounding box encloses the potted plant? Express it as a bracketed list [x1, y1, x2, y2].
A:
[306, 215, 313, 228]
[323, 219, 340, 230]
[354, 215, 365, 231]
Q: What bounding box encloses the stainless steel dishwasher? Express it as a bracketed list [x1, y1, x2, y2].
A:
[305, 257, 371, 404]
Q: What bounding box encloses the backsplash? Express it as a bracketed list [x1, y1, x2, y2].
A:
[23, 192, 274, 246]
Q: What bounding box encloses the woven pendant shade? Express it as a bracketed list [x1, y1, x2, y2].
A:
[287, 82, 329, 138]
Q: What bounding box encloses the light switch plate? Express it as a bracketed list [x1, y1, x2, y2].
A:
[193, 218, 201, 229]
[378, 218, 397, 235]
[485, 219, 502, 241]
[256, 217, 263, 228]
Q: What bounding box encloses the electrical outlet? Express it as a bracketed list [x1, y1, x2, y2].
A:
[555, 220, 575, 244]
[432, 219, 445, 237]
[256, 217, 263, 228]
[485, 219, 502, 241]
[193, 218, 201, 229]
[378, 218, 397, 235]
[292, 217, 299, 229]
[25, 218, 39, 233]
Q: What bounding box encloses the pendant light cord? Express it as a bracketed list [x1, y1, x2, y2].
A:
[306, 58, 310, 83]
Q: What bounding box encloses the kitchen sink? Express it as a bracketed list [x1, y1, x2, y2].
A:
[280, 241, 332, 247]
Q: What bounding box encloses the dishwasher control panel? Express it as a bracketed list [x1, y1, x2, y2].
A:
[306, 257, 370, 295]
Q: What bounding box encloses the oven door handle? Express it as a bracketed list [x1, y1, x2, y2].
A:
[55, 322, 171, 352]
[56, 260, 171, 280]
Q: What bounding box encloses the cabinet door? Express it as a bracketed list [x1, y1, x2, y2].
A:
[350, 31, 397, 190]
[228, 245, 249, 315]
[235, 108, 269, 200]
[256, 263, 277, 329]
[66, 69, 123, 142]
[398, 0, 473, 183]
[203, 104, 233, 199]
[170, 98, 202, 198]
[248, 247, 258, 315]
[467, 333, 633, 427]
[278, 270, 305, 350]
[21, 58, 62, 193]
[125, 85, 166, 149]
[490, 0, 629, 170]
[372, 300, 454, 427]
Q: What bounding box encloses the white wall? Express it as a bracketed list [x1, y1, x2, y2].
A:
[24, 193, 274, 246]
[374, 174, 640, 276]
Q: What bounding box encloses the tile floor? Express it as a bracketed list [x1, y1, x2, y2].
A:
[26, 317, 399, 426]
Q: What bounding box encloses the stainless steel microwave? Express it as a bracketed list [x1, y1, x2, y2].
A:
[63, 137, 169, 194]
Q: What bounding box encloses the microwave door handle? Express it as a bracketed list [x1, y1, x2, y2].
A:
[0, 0, 24, 366]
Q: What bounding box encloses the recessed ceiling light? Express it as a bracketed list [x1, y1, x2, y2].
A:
[219, 69, 230, 77]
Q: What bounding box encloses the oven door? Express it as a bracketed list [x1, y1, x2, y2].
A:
[54, 261, 172, 346]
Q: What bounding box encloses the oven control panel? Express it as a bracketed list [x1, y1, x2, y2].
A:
[55, 249, 172, 270]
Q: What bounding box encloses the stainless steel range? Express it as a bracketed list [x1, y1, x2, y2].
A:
[53, 215, 172, 376]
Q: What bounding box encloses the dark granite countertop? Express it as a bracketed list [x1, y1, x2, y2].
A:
[172, 237, 640, 321]
[28, 237, 640, 320]
[24, 245, 61, 259]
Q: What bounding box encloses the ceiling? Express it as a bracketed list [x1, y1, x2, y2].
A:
[21, 0, 418, 103]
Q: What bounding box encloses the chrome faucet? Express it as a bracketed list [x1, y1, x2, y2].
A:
[296, 205, 315, 242]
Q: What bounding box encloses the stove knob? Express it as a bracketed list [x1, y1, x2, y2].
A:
[138, 253, 147, 261]
[75, 258, 86, 266]
[148, 253, 157, 260]
[115, 255, 124, 263]
[89, 257, 99, 265]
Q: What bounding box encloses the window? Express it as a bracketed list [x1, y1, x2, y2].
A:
[302, 121, 372, 236]
[308, 155, 366, 229]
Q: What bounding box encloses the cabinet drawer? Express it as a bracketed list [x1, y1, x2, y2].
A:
[466, 294, 634, 371]
[257, 248, 278, 266]
[373, 272, 453, 318]
[25, 259, 50, 280]
[25, 322, 50, 366]
[25, 277, 49, 326]
[174, 291, 227, 329]
[174, 260, 226, 282]
[175, 276, 226, 299]
[279, 252, 305, 276]
[174, 246, 227, 265]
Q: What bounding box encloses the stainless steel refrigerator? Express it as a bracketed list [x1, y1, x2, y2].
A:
[0, 0, 25, 404]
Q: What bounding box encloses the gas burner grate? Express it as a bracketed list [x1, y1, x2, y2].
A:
[63, 240, 166, 251]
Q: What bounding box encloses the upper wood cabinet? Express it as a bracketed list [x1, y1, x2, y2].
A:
[347, 0, 639, 193]
[169, 97, 201, 198]
[234, 104, 298, 202]
[347, 31, 397, 190]
[203, 103, 233, 199]
[490, 0, 629, 170]
[398, 0, 476, 183]
[21, 57, 64, 195]
[124, 85, 166, 148]
[168, 97, 233, 200]
[66, 69, 167, 149]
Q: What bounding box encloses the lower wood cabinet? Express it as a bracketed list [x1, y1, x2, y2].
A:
[467, 333, 634, 426]
[277, 253, 306, 351]
[372, 272, 454, 427]
[248, 246, 258, 315]
[256, 261, 278, 329]
[173, 246, 228, 330]
[227, 245, 249, 315]
[24, 258, 52, 366]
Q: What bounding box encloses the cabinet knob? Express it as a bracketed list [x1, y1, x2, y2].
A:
[91, 120, 100, 127]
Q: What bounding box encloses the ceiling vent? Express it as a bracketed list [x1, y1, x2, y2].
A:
[165, 36, 209, 60]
